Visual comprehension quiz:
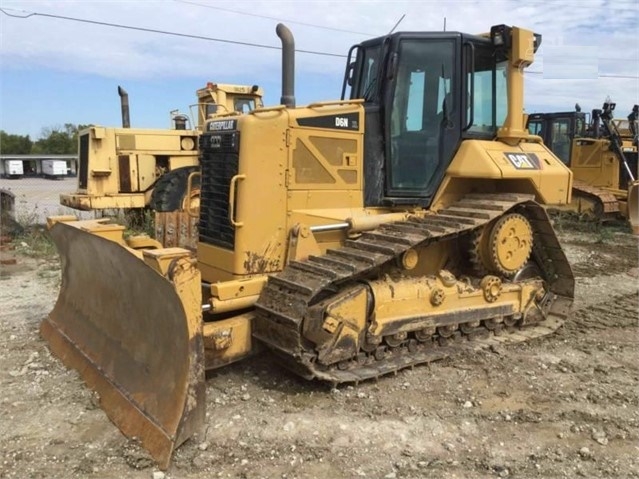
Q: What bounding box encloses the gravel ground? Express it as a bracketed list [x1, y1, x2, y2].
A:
[0, 222, 637, 479]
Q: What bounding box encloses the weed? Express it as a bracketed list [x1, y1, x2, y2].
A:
[0, 203, 55, 258]
[14, 226, 57, 258]
[549, 208, 633, 239]
[101, 208, 155, 238]
[594, 226, 614, 244]
[15, 207, 40, 230]
[549, 210, 596, 234]
[124, 208, 155, 237]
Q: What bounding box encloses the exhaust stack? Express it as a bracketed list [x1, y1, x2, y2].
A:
[118, 86, 131, 128]
[276, 24, 295, 108]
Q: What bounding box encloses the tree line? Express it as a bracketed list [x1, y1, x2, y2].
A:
[0, 124, 90, 155]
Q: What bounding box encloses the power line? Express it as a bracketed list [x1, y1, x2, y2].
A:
[173, 0, 376, 37]
[1, 6, 637, 80]
[595, 73, 639, 79]
[521, 0, 639, 11]
[535, 54, 639, 63]
[526, 71, 638, 79]
[0, 7, 347, 58]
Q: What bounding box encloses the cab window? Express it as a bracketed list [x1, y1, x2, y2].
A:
[388, 39, 455, 194]
[466, 46, 506, 135]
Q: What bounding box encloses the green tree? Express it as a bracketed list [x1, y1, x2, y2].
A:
[32, 123, 90, 154]
[0, 130, 33, 154]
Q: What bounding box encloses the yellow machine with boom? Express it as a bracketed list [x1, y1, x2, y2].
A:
[527, 103, 639, 232]
[43, 24, 574, 469]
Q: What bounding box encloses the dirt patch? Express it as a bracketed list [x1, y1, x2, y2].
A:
[1, 225, 637, 479]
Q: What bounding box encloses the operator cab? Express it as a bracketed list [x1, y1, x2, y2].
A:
[526, 111, 587, 165]
[342, 26, 538, 207]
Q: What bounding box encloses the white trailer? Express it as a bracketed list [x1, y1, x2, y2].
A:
[3, 160, 24, 179]
[42, 159, 68, 179]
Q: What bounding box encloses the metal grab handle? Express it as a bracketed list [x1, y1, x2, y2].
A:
[462, 41, 475, 132]
[228, 174, 246, 227]
[307, 98, 365, 108]
[186, 171, 201, 218]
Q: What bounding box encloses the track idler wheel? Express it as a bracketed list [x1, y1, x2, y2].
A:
[460, 321, 481, 334]
[362, 331, 382, 353]
[483, 318, 502, 330]
[385, 332, 407, 347]
[437, 325, 457, 338]
[503, 314, 521, 327]
[415, 326, 436, 342]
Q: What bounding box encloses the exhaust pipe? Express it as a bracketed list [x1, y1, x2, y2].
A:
[276, 24, 295, 108]
[118, 86, 131, 128]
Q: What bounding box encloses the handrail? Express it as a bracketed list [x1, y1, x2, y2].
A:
[228, 174, 246, 227]
[307, 99, 365, 108]
[186, 171, 201, 218]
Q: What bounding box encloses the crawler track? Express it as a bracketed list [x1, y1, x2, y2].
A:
[253, 193, 574, 383]
[571, 179, 620, 220]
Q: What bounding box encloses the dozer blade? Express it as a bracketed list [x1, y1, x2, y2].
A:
[42, 220, 205, 470]
[628, 181, 639, 235]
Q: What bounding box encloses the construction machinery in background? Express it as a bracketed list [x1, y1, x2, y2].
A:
[43, 23, 574, 469]
[527, 102, 639, 232]
[612, 104, 639, 153]
[59, 82, 264, 246]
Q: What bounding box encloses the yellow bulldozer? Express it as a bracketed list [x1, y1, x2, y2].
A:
[43, 23, 575, 469]
[527, 102, 639, 232]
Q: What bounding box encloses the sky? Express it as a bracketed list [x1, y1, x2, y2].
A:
[1, 0, 638, 140]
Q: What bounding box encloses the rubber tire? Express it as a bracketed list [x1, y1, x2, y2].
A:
[150, 166, 200, 212]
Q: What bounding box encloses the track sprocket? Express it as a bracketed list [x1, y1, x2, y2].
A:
[470, 212, 533, 277]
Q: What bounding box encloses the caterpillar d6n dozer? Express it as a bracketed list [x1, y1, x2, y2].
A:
[43, 23, 575, 469]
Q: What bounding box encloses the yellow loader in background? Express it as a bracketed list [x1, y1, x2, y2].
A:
[59, 82, 264, 246]
[43, 23, 575, 469]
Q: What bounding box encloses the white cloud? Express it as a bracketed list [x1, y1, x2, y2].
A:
[0, 0, 637, 135]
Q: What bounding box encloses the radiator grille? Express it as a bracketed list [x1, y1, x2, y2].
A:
[198, 132, 240, 250]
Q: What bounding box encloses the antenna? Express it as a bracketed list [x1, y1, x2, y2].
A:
[388, 14, 405, 34]
[443, 17, 447, 32]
